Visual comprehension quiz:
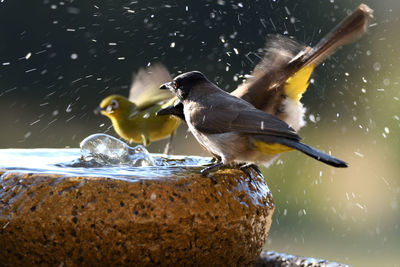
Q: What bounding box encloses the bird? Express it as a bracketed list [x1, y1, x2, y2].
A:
[160, 71, 347, 175]
[95, 64, 180, 151]
[157, 4, 373, 134]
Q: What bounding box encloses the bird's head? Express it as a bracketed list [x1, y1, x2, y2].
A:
[160, 71, 208, 101]
[94, 95, 135, 120]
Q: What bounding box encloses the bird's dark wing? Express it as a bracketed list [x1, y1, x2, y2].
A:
[190, 102, 300, 141]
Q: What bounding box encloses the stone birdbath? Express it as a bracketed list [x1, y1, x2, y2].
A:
[0, 134, 274, 266]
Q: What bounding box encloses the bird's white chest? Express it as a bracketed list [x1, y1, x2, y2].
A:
[184, 105, 231, 159]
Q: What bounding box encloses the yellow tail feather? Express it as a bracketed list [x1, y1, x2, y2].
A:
[253, 141, 294, 155]
[284, 64, 314, 102]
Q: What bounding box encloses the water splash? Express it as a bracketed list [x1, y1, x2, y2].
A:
[80, 133, 155, 167]
[0, 148, 211, 180]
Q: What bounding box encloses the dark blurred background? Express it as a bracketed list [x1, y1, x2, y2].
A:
[1, 0, 399, 265]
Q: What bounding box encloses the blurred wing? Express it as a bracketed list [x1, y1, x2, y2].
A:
[231, 35, 307, 109]
[129, 63, 174, 110]
[250, 35, 306, 78]
[190, 102, 300, 141]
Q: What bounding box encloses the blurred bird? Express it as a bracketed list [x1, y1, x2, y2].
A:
[95, 64, 180, 151]
[160, 71, 347, 175]
[158, 4, 373, 133]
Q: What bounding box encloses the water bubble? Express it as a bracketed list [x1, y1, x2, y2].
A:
[70, 53, 78, 60]
[80, 134, 155, 166]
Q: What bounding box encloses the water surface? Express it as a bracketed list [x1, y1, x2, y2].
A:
[0, 149, 212, 180]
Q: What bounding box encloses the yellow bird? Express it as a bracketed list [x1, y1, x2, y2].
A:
[95, 64, 180, 148]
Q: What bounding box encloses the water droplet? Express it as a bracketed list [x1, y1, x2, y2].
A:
[373, 62, 381, 71]
[354, 151, 364, 158]
[383, 78, 390, 86]
[217, 0, 225, 5]
[384, 127, 389, 134]
[309, 114, 316, 123]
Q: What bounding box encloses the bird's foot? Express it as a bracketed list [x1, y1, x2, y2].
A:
[200, 162, 224, 184]
[239, 163, 262, 179]
[200, 162, 223, 176]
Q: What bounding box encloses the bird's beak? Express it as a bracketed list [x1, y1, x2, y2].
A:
[160, 82, 172, 90]
[156, 105, 176, 116]
[94, 106, 105, 115]
[156, 100, 185, 120]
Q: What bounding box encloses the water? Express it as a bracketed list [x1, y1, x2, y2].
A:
[80, 133, 155, 167]
[0, 149, 211, 180]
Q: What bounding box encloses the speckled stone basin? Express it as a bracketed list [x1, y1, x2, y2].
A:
[0, 149, 274, 266]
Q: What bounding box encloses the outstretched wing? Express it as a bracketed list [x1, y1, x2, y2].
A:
[129, 63, 174, 110]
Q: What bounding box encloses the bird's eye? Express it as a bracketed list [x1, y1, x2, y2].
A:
[106, 99, 119, 113]
[110, 99, 119, 108]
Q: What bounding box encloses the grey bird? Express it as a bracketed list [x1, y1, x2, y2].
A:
[157, 4, 373, 134]
[160, 71, 347, 175]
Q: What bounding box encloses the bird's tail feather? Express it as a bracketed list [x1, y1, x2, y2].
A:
[296, 4, 373, 68]
[277, 138, 348, 168]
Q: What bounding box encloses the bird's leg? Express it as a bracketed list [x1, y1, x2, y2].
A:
[141, 134, 150, 147]
[163, 130, 176, 155]
[239, 163, 263, 178]
[211, 155, 222, 163]
[200, 162, 224, 176]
